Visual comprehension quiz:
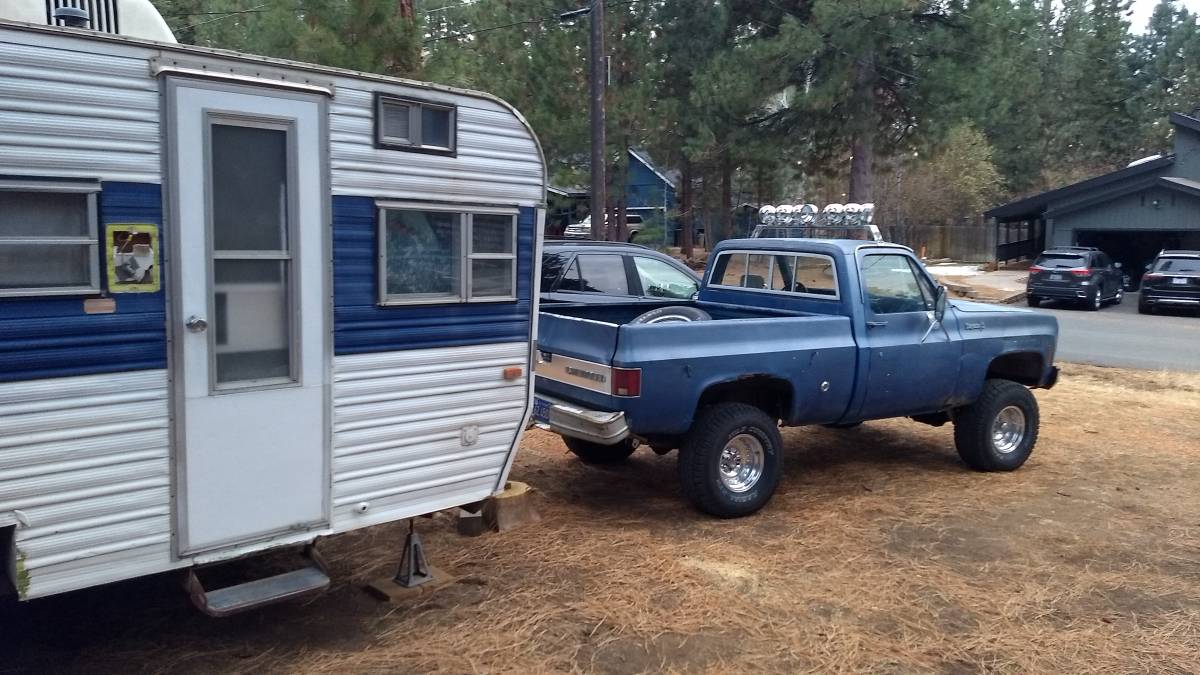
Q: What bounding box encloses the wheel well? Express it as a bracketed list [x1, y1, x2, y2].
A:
[696, 376, 792, 421]
[986, 352, 1045, 386]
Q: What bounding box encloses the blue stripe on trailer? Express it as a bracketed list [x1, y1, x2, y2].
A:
[331, 196, 535, 355]
[0, 182, 167, 383]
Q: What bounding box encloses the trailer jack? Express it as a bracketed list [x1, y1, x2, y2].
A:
[393, 519, 434, 588]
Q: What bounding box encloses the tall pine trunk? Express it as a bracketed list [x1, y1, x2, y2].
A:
[680, 156, 693, 257]
[720, 148, 733, 241]
[848, 58, 875, 204]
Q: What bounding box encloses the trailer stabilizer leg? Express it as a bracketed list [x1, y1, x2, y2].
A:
[393, 519, 434, 588]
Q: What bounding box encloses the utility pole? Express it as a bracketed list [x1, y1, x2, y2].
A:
[588, 0, 606, 240]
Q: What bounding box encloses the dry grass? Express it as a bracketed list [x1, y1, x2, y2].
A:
[4, 363, 1200, 674]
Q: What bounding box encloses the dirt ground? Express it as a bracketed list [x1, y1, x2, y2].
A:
[3, 364, 1199, 674]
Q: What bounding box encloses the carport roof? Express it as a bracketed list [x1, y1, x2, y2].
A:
[984, 154, 1176, 221]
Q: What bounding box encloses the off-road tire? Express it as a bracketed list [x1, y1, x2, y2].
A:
[953, 379, 1039, 472]
[564, 437, 637, 464]
[678, 403, 782, 518]
[630, 306, 712, 324]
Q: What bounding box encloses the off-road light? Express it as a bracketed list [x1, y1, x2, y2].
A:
[776, 204, 794, 224]
[758, 205, 777, 225]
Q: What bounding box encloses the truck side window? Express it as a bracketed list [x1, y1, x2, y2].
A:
[792, 255, 838, 296]
[862, 254, 927, 314]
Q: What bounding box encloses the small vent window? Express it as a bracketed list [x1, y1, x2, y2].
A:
[46, 0, 120, 34]
[375, 94, 456, 154]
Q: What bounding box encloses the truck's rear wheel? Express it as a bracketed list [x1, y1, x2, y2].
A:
[678, 403, 782, 518]
[564, 437, 637, 464]
[953, 379, 1039, 471]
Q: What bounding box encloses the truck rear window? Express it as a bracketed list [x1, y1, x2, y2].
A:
[710, 251, 838, 298]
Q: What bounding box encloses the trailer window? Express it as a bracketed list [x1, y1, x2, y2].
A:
[376, 94, 456, 154]
[0, 182, 100, 296]
[378, 205, 516, 304]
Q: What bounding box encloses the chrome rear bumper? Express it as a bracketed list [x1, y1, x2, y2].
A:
[533, 395, 630, 445]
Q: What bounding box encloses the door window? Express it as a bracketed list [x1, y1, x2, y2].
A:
[541, 252, 571, 290]
[210, 122, 294, 387]
[633, 256, 698, 299]
[862, 254, 930, 314]
[567, 254, 629, 294]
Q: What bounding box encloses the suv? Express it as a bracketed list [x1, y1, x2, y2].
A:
[541, 240, 699, 304]
[563, 214, 646, 242]
[1139, 250, 1200, 314]
[1026, 247, 1124, 310]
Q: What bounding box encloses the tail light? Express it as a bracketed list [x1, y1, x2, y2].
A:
[1069, 268, 1092, 278]
[1028, 265, 1043, 273]
[611, 367, 641, 397]
[1144, 272, 1163, 281]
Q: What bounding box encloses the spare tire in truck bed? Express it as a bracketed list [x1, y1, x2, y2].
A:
[629, 306, 712, 324]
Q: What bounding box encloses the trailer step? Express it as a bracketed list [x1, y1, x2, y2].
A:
[185, 547, 330, 617]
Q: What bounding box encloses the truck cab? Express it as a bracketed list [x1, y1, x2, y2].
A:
[534, 239, 1059, 518]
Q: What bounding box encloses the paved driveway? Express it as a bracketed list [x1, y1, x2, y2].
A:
[1030, 293, 1200, 371]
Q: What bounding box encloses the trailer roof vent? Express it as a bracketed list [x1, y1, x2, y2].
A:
[51, 5, 88, 27]
[46, 0, 119, 34]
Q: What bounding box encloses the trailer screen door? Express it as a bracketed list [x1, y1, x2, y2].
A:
[167, 79, 329, 556]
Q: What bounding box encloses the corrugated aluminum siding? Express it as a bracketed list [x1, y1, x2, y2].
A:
[333, 199, 536, 354]
[330, 82, 544, 205]
[0, 182, 166, 383]
[330, 343, 529, 530]
[0, 370, 179, 599]
[0, 32, 159, 182]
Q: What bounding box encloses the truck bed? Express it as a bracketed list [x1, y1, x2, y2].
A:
[536, 302, 859, 435]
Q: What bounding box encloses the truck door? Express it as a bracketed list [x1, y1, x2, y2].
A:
[856, 253, 961, 419]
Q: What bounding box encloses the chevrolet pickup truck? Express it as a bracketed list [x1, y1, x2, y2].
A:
[533, 239, 1059, 518]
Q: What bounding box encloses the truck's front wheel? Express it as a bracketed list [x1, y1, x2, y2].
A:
[953, 379, 1039, 471]
[564, 437, 638, 464]
[678, 403, 782, 518]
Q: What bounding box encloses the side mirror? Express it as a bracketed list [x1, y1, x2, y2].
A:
[934, 285, 948, 322]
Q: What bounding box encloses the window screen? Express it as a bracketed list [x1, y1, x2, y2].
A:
[0, 185, 99, 295]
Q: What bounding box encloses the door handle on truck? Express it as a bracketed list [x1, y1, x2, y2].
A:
[866, 321, 888, 328]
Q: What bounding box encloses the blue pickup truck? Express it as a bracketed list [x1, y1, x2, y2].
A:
[533, 239, 1060, 518]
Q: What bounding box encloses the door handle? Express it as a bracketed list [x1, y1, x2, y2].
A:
[185, 315, 208, 333]
[866, 320, 888, 328]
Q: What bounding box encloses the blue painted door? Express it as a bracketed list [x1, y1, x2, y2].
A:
[856, 253, 962, 419]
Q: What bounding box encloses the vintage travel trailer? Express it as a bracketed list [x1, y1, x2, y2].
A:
[0, 2, 546, 612]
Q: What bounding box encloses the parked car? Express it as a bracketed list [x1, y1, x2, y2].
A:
[563, 213, 646, 242]
[1139, 250, 1200, 314]
[533, 239, 1059, 518]
[1026, 246, 1124, 310]
[541, 240, 700, 304]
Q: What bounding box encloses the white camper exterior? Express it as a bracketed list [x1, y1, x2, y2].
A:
[0, 17, 545, 602]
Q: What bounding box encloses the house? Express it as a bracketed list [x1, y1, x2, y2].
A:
[546, 148, 678, 234]
[986, 109, 1200, 272]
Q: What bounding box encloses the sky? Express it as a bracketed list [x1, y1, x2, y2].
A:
[1129, 0, 1200, 32]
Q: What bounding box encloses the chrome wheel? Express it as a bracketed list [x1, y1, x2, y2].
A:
[718, 433, 765, 493]
[1093, 291, 1102, 309]
[991, 405, 1026, 454]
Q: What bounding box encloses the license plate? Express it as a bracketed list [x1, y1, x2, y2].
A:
[1049, 273, 1063, 281]
[532, 397, 551, 423]
[1172, 277, 1189, 285]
